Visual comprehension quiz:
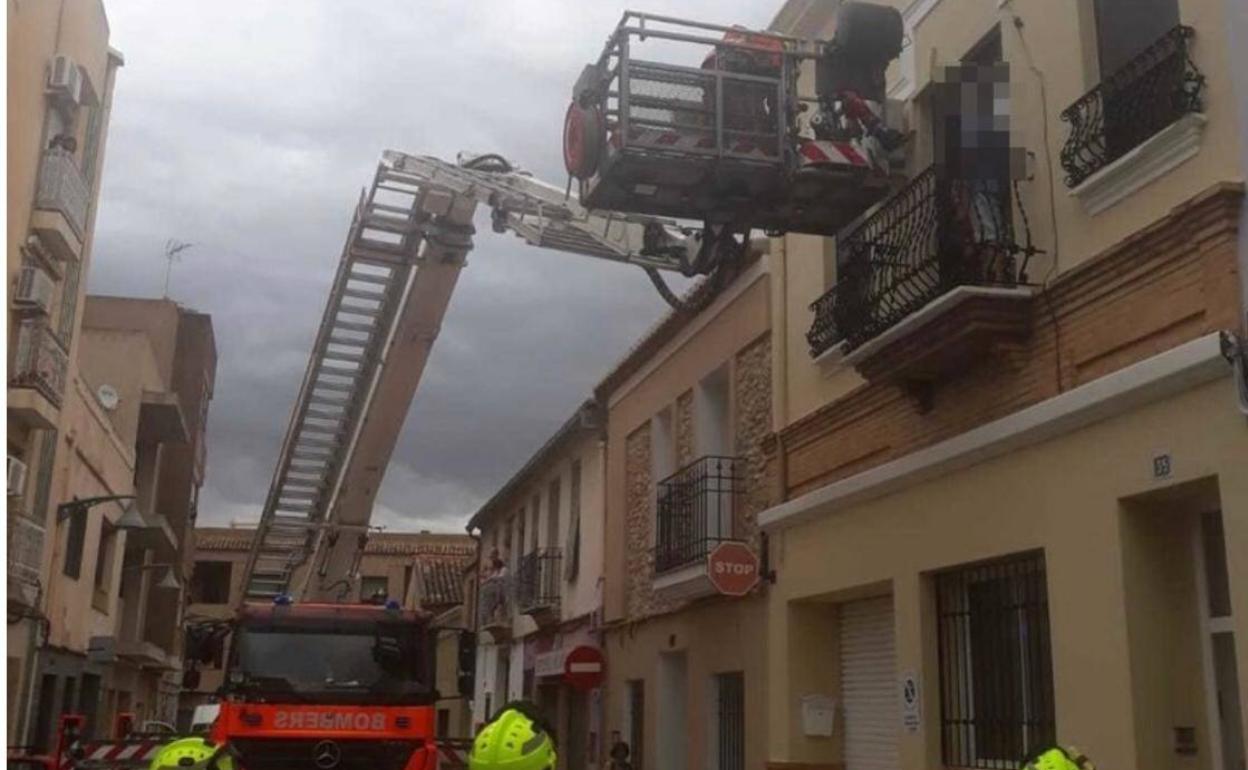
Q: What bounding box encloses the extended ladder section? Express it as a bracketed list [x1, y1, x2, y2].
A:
[241, 156, 471, 602]
[241, 151, 698, 604]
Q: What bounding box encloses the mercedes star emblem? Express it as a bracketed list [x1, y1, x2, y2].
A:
[313, 740, 342, 770]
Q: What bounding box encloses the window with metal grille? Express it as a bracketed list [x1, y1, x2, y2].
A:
[63, 503, 87, 579]
[936, 551, 1055, 768]
[191, 561, 232, 605]
[715, 672, 745, 770]
[360, 575, 389, 601]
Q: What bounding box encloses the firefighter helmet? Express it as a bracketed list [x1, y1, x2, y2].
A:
[148, 738, 233, 770]
[468, 704, 556, 770]
[1022, 746, 1095, 770]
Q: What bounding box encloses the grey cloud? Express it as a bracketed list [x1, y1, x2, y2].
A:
[89, 0, 770, 532]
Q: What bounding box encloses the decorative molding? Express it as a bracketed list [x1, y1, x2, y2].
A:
[760, 332, 1229, 532]
[1070, 113, 1208, 216]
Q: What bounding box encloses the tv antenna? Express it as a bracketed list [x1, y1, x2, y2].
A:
[162, 239, 193, 298]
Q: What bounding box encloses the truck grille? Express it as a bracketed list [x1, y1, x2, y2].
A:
[230, 739, 422, 770]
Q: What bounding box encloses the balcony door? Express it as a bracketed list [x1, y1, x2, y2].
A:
[695, 366, 733, 544]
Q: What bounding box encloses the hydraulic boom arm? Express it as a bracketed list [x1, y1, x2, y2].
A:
[240, 151, 708, 604]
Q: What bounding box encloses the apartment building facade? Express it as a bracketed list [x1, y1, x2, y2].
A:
[13, 298, 216, 747]
[467, 401, 607, 769]
[596, 255, 774, 770]
[761, 1, 1247, 770]
[7, 0, 123, 741]
[183, 527, 475, 732]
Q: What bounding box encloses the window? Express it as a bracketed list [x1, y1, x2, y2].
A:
[695, 365, 731, 457]
[715, 672, 745, 770]
[92, 520, 117, 611]
[565, 460, 582, 581]
[546, 478, 561, 549]
[936, 551, 1055, 768]
[529, 494, 540, 553]
[360, 576, 389, 601]
[63, 505, 88, 580]
[651, 407, 675, 492]
[628, 679, 646, 770]
[436, 708, 450, 738]
[191, 561, 232, 605]
[1093, 0, 1180, 76]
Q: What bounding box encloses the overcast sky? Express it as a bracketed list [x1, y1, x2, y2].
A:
[87, 1, 773, 532]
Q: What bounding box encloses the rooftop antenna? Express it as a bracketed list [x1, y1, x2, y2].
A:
[162, 239, 193, 298]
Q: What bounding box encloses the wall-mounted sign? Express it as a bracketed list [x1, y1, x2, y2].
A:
[900, 671, 921, 734]
[564, 645, 605, 691]
[707, 541, 760, 596]
[800, 694, 836, 737]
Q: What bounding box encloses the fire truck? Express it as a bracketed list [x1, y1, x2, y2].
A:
[42, 5, 904, 770]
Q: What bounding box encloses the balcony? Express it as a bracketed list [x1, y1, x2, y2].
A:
[653, 455, 743, 601]
[32, 149, 90, 261]
[515, 548, 561, 626]
[477, 575, 513, 642]
[9, 319, 70, 427]
[1060, 26, 1206, 214]
[807, 167, 1035, 394]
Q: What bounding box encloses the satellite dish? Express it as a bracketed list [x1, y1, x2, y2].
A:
[97, 384, 120, 411]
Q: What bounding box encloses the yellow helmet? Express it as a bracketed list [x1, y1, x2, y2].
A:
[148, 738, 233, 770]
[469, 704, 556, 770]
[1023, 746, 1095, 770]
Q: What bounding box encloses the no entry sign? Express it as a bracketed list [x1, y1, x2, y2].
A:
[564, 645, 605, 690]
[707, 541, 760, 596]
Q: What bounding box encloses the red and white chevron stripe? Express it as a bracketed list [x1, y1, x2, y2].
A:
[796, 139, 871, 169]
[61, 741, 162, 767]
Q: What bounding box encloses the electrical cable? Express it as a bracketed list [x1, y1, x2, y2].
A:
[1012, 13, 1066, 392]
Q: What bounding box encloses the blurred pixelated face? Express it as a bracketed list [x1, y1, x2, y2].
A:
[932, 63, 1024, 180]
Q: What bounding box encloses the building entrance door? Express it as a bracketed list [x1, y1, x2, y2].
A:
[1198, 512, 1245, 770]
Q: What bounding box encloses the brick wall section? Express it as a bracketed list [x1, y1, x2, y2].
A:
[676, 389, 695, 469]
[734, 334, 773, 548]
[769, 182, 1244, 499]
[624, 422, 679, 619]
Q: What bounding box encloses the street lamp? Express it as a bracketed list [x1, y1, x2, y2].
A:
[56, 495, 147, 529]
[121, 563, 183, 591]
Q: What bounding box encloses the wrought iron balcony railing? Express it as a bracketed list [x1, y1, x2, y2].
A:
[10, 319, 70, 407]
[477, 575, 512, 628]
[1060, 25, 1204, 188]
[807, 166, 1034, 357]
[515, 548, 562, 613]
[35, 148, 90, 238]
[654, 455, 743, 575]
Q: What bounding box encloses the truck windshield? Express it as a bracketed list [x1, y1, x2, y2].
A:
[232, 623, 426, 694]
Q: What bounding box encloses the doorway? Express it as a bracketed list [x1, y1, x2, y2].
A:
[1198, 511, 1245, 770]
[657, 652, 689, 770]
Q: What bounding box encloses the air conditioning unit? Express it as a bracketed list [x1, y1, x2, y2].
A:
[7, 456, 29, 498]
[14, 266, 56, 315]
[47, 54, 83, 106]
[25, 234, 60, 265]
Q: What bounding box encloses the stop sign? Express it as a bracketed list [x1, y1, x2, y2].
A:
[564, 645, 605, 691]
[707, 541, 760, 597]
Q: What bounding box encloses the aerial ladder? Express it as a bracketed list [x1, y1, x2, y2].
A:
[236, 151, 717, 606]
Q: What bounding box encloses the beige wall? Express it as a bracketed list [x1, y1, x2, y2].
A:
[604, 597, 769, 770]
[764, 375, 1248, 769]
[774, 0, 1247, 428]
